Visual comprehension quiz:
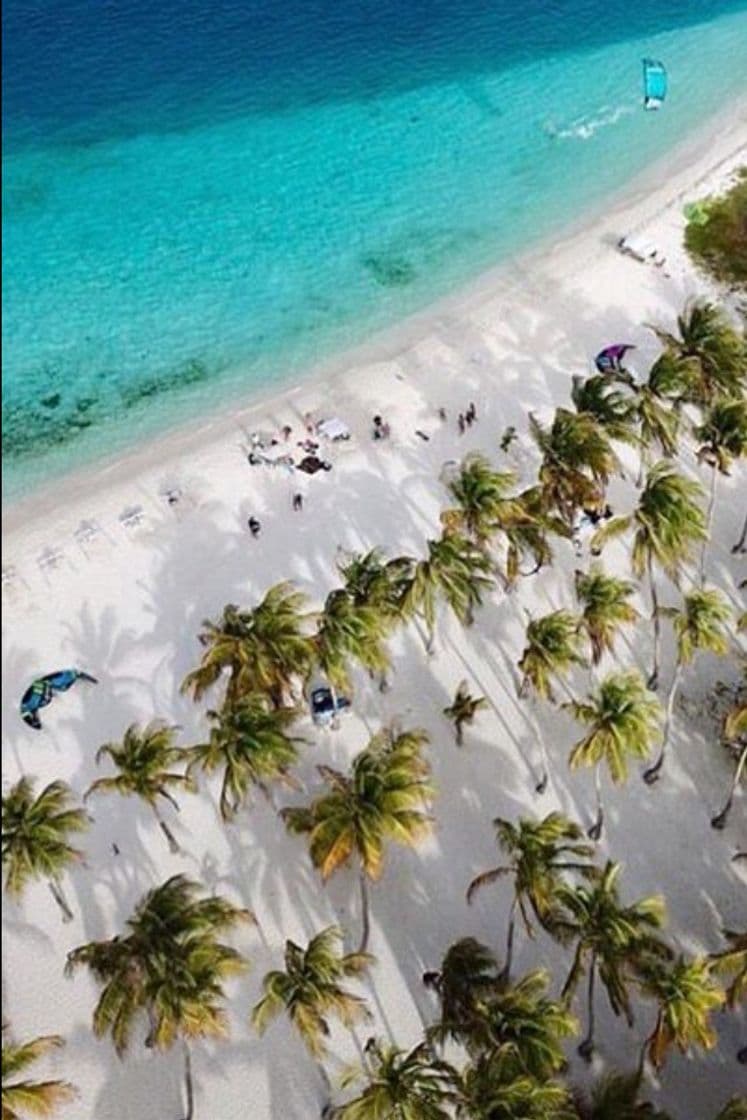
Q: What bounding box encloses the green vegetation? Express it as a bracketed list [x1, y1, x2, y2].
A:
[684, 169, 747, 287]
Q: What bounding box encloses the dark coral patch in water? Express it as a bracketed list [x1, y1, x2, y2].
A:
[362, 253, 416, 287]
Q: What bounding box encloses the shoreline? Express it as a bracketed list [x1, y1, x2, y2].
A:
[3, 92, 746, 1120]
[3, 98, 746, 546]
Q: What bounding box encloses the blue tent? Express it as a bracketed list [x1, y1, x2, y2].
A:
[643, 59, 667, 110]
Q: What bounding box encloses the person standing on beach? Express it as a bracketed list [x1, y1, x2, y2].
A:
[248, 516, 261, 538]
[292, 493, 303, 511]
[467, 402, 477, 423]
[458, 413, 466, 435]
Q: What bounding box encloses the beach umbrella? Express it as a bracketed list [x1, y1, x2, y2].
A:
[20, 669, 98, 730]
[595, 344, 636, 374]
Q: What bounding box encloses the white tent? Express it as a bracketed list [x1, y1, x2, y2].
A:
[317, 417, 350, 441]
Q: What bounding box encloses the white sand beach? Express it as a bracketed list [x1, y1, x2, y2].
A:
[2, 104, 746, 1120]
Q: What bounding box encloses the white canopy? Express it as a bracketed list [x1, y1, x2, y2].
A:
[317, 417, 350, 441]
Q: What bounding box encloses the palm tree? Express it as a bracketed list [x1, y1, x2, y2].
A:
[66, 874, 251, 1120]
[500, 486, 570, 588]
[644, 589, 730, 784]
[477, 969, 577, 1078]
[442, 453, 525, 552]
[518, 610, 585, 703]
[185, 695, 303, 821]
[712, 1100, 747, 1120]
[650, 300, 746, 407]
[558, 862, 668, 1061]
[2, 777, 89, 923]
[251, 926, 372, 1084]
[182, 583, 315, 707]
[565, 670, 662, 838]
[424, 942, 575, 1076]
[571, 375, 638, 448]
[335, 1039, 455, 1120]
[443, 680, 488, 746]
[86, 721, 193, 853]
[695, 398, 747, 581]
[591, 463, 706, 689]
[709, 928, 746, 1017]
[467, 812, 595, 978]
[1, 1027, 76, 1120]
[574, 565, 639, 667]
[711, 689, 747, 829]
[404, 533, 494, 653]
[423, 937, 505, 1050]
[337, 548, 414, 629]
[455, 1049, 575, 1120]
[281, 726, 434, 952]
[572, 1070, 672, 1119]
[638, 955, 724, 1076]
[315, 588, 392, 692]
[530, 408, 618, 528]
[631, 356, 682, 486]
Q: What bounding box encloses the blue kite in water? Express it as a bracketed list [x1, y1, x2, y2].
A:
[643, 59, 667, 111]
[20, 669, 98, 730]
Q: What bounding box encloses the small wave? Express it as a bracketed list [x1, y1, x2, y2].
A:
[544, 103, 636, 141]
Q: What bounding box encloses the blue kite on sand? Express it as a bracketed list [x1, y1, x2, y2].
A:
[20, 669, 98, 730]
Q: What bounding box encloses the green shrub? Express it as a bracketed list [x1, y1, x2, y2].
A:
[684, 167, 747, 287]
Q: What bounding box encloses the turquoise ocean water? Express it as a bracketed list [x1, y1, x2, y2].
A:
[3, 0, 747, 501]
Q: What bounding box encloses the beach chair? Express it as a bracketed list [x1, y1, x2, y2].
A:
[37, 546, 67, 579]
[119, 505, 146, 533]
[74, 518, 110, 557]
[2, 565, 33, 608]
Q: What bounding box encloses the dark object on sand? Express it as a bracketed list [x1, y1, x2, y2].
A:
[297, 456, 332, 475]
[309, 682, 352, 727]
[248, 517, 261, 537]
[415, 430, 430, 442]
[20, 669, 98, 730]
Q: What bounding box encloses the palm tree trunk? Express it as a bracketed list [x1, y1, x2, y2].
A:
[647, 556, 661, 691]
[153, 804, 180, 854]
[358, 870, 371, 953]
[711, 744, 747, 830]
[180, 1042, 194, 1120]
[317, 1061, 333, 1118]
[644, 662, 683, 785]
[502, 896, 518, 980]
[636, 444, 649, 489]
[637, 1028, 652, 1081]
[578, 956, 596, 1060]
[588, 767, 604, 840]
[699, 466, 717, 584]
[732, 512, 747, 555]
[48, 876, 74, 923]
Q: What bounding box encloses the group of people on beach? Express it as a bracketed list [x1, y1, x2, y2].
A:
[457, 401, 478, 434]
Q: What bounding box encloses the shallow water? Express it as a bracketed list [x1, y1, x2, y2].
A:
[3, 0, 746, 500]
